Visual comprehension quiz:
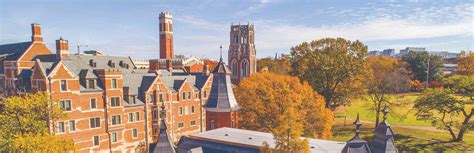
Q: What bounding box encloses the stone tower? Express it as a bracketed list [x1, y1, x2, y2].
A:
[228, 23, 256, 84]
[204, 55, 240, 130]
[159, 12, 173, 59]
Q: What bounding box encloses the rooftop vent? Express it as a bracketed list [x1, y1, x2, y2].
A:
[108, 60, 115, 68]
[248, 137, 253, 140]
[224, 133, 229, 136]
[89, 60, 97, 67]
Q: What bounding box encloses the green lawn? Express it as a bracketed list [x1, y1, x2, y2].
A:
[332, 118, 474, 152]
[332, 93, 474, 152]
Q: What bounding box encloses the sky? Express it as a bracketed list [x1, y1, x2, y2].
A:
[0, 0, 473, 61]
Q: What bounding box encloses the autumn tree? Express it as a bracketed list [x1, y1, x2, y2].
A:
[235, 72, 333, 152]
[257, 54, 292, 75]
[401, 51, 443, 83]
[363, 56, 411, 127]
[457, 51, 474, 75]
[0, 92, 75, 151]
[202, 58, 219, 70]
[290, 38, 367, 109]
[413, 86, 473, 142]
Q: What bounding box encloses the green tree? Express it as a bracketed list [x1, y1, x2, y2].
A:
[413, 87, 473, 142]
[363, 56, 411, 127]
[401, 51, 443, 83]
[236, 72, 333, 152]
[290, 38, 367, 109]
[0, 92, 75, 151]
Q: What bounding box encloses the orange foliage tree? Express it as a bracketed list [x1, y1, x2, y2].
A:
[457, 51, 474, 75]
[235, 72, 333, 141]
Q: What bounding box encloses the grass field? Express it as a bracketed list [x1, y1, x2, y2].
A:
[332, 93, 474, 152]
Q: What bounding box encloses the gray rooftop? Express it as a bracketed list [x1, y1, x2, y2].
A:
[0, 42, 32, 61]
[204, 58, 239, 112]
[185, 127, 345, 153]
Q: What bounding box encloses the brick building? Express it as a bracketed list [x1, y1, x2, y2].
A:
[0, 12, 238, 152]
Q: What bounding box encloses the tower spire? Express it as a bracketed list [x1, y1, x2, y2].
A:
[219, 45, 223, 61]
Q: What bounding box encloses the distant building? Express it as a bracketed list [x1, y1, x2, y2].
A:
[443, 64, 458, 76]
[429, 51, 459, 59]
[400, 47, 426, 57]
[83, 50, 105, 56]
[133, 59, 150, 69]
[382, 49, 396, 57]
[369, 50, 381, 56]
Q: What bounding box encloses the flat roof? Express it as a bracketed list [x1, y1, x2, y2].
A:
[188, 127, 346, 153]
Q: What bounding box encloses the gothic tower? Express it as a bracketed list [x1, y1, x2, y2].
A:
[228, 23, 257, 84]
[204, 54, 240, 130]
[159, 12, 173, 59]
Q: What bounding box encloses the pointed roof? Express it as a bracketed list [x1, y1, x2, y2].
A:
[371, 107, 398, 153]
[341, 113, 371, 153]
[153, 105, 176, 153]
[204, 57, 239, 112]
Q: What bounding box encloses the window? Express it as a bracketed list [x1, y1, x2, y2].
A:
[59, 100, 72, 111]
[157, 84, 161, 90]
[178, 107, 183, 115]
[178, 122, 184, 128]
[36, 80, 41, 89]
[69, 120, 76, 132]
[58, 122, 65, 133]
[190, 120, 196, 126]
[191, 106, 195, 114]
[185, 106, 189, 115]
[112, 133, 117, 142]
[152, 109, 158, 119]
[90, 98, 97, 109]
[149, 93, 155, 103]
[128, 95, 136, 104]
[87, 79, 95, 89]
[211, 120, 215, 129]
[153, 127, 158, 134]
[111, 115, 121, 125]
[135, 112, 140, 121]
[182, 92, 186, 100]
[232, 120, 235, 128]
[111, 79, 117, 89]
[132, 129, 138, 138]
[188, 92, 192, 99]
[128, 113, 134, 122]
[60, 80, 67, 91]
[90, 117, 100, 128]
[111, 97, 120, 107]
[204, 90, 207, 98]
[159, 94, 163, 102]
[93, 136, 99, 146]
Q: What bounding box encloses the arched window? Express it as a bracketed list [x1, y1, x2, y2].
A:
[231, 60, 238, 78]
[241, 60, 248, 77]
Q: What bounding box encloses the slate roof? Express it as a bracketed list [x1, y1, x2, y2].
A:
[153, 106, 176, 153]
[204, 58, 239, 112]
[342, 113, 371, 153]
[371, 108, 398, 153]
[0, 42, 32, 61]
[177, 127, 345, 153]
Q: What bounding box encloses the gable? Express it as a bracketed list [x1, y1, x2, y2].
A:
[49, 62, 76, 79]
[18, 43, 52, 62]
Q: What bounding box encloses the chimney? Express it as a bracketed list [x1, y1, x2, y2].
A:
[31, 23, 43, 43]
[203, 64, 210, 76]
[56, 37, 69, 59]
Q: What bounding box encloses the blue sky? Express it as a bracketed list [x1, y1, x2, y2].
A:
[1, 0, 473, 60]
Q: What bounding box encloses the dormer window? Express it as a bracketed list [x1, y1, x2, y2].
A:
[108, 60, 115, 68]
[119, 61, 124, 67]
[128, 95, 136, 104]
[87, 79, 95, 89]
[89, 60, 97, 67]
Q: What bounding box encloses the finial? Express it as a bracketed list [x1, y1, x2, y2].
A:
[354, 113, 362, 134]
[60, 36, 64, 40]
[219, 45, 223, 61]
[383, 106, 389, 120]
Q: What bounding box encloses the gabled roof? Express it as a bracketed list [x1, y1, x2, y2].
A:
[0, 42, 32, 61]
[205, 58, 239, 112]
[371, 108, 398, 153]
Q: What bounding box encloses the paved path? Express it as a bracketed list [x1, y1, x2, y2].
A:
[358, 120, 474, 137]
